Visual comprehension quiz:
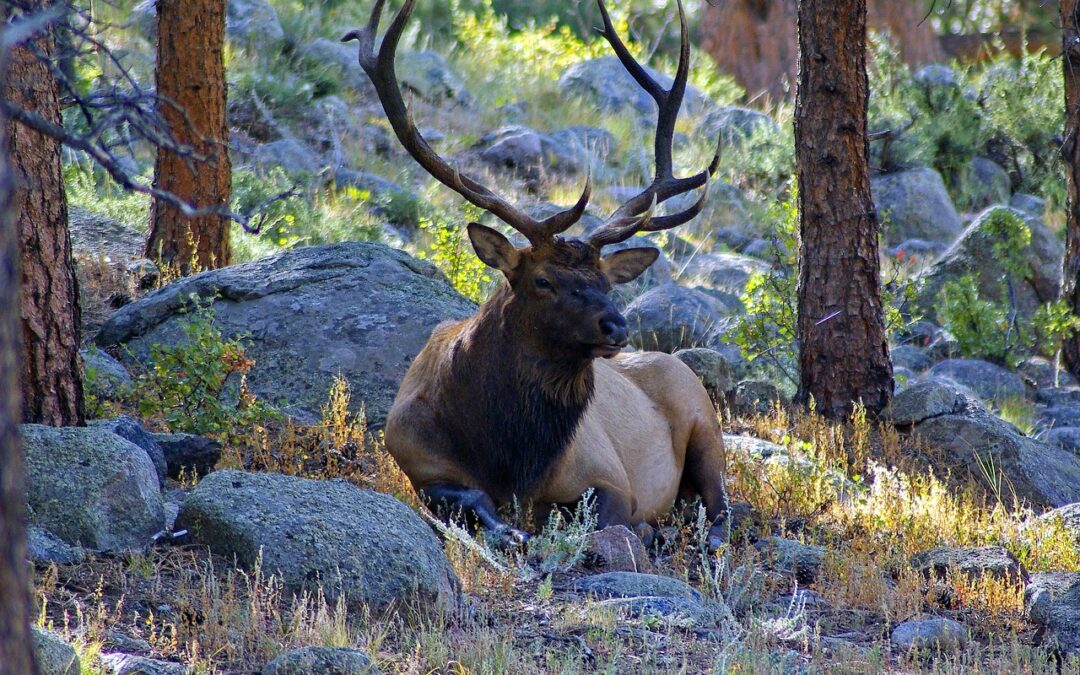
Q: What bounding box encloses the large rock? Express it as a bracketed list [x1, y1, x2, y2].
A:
[263, 647, 377, 675]
[22, 425, 164, 552]
[33, 627, 80, 675]
[90, 416, 167, 486]
[674, 348, 734, 403]
[623, 284, 734, 353]
[559, 57, 714, 123]
[226, 0, 284, 44]
[871, 168, 962, 246]
[96, 243, 476, 427]
[176, 470, 459, 614]
[925, 359, 1026, 403]
[908, 396, 1080, 508]
[699, 106, 779, 146]
[27, 526, 86, 565]
[754, 536, 826, 584]
[1039, 503, 1080, 539]
[296, 38, 376, 95]
[910, 546, 1028, 582]
[572, 571, 701, 601]
[888, 378, 969, 426]
[891, 616, 968, 652]
[397, 51, 473, 105]
[69, 206, 144, 261]
[82, 348, 134, 402]
[152, 433, 221, 479]
[961, 157, 1011, 211]
[916, 206, 1063, 322]
[99, 653, 190, 675]
[1025, 572, 1080, 656]
[675, 252, 768, 298]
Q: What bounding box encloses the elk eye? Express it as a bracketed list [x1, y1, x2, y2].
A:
[535, 277, 553, 291]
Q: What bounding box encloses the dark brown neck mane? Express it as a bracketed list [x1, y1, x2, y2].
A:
[441, 285, 596, 502]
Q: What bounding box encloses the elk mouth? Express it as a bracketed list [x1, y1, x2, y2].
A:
[590, 340, 628, 358]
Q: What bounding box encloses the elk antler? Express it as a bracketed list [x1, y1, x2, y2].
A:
[342, 0, 591, 247]
[585, 0, 722, 249]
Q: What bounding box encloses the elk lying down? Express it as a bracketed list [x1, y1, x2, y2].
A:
[345, 0, 729, 548]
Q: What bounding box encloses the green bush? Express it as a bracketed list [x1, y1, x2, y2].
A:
[130, 295, 281, 442]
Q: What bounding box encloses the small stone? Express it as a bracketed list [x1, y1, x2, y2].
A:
[674, 348, 734, 403]
[583, 525, 653, 573]
[891, 615, 968, 652]
[262, 647, 378, 674]
[572, 572, 701, 601]
[754, 536, 826, 584]
[733, 380, 784, 416]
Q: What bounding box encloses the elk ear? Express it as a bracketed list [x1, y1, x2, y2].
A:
[600, 247, 659, 284]
[467, 222, 520, 275]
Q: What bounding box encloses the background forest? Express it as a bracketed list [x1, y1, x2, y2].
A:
[4, 0, 1080, 673]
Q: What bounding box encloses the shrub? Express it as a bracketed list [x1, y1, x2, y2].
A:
[130, 295, 281, 442]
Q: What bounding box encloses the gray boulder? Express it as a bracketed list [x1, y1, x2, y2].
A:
[675, 252, 768, 298]
[253, 137, 321, 175]
[1020, 356, 1078, 391]
[96, 243, 476, 428]
[914, 64, 959, 90]
[1043, 427, 1080, 454]
[916, 206, 1063, 323]
[90, 416, 167, 486]
[69, 206, 145, 261]
[226, 0, 284, 44]
[589, 596, 719, 627]
[925, 359, 1026, 404]
[890, 344, 931, 372]
[33, 627, 80, 675]
[1039, 503, 1080, 539]
[910, 546, 1028, 582]
[754, 536, 826, 584]
[99, 653, 190, 675]
[699, 106, 779, 146]
[176, 470, 459, 614]
[583, 525, 653, 574]
[82, 348, 133, 401]
[263, 647, 377, 675]
[152, 433, 221, 479]
[723, 435, 786, 460]
[1010, 193, 1045, 216]
[397, 51, 472, 105]
[1025, 572, 1080, 656]
[27, 526, 86, 565]
[891, 616, 968, 652]
[909, 396, 1080, 508]
[1037, 405, 1080, 429]
[297, 38, 376, 94]
[888, 378, 969, 426]
[674, 348, 734, 403]
[22, 425, 164, 552]
[572, 571, 701, 601]
[559, 57, 714, 123]
[961, 157, 1010, 211]
[624, 284, 728, 353]
[733, 380, 784, 416]
[872, 168, 962, 246]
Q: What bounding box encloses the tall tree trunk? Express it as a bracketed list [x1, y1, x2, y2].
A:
[1061, 0, 1080, 375]
[145, 0, 231, 274]
[795, 0, 893, 419]
[0, 21, 40, 675]
[701, 0, 942, 101]
[5, 0, 84, 427]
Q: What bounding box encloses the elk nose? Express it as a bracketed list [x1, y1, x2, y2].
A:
[599, 315, 628, 344]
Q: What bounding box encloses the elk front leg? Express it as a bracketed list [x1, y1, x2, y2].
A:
[422, 484, 530, 547]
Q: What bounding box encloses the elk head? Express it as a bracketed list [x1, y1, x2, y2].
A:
[344, 0, 720, 360]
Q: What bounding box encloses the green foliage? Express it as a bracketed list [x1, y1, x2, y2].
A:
[130, 295, 281, 441]
[416, 202, 494, 303]
[935, 273, 1022, 367]
[230, 169, 383, 262]
[64, 163, 150, 231]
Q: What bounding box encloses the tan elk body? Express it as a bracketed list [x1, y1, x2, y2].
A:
[345, 0, 729, 546]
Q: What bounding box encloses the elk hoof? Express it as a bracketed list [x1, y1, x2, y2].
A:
[492, 525, 530, 548]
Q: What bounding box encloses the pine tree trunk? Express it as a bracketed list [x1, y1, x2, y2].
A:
[795, 0, 893, 419]
[5, 1, 85, 427]
[701, 0, 942, 101]
[1061, 0, 1080, 375]
[0, 26, 40, 675]
[146, 0, 231, 274]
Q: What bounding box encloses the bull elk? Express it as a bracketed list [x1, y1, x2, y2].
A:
[344, 0, 729, 548]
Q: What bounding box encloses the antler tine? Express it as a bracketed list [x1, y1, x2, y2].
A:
[343, 0, 590, 246]
[587, 0, 717, 250]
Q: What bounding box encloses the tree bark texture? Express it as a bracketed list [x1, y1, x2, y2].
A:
[146, 0, 231, 274]
[795, 0, 893, 419]
[0, 21, 40, 675]
[1061, 0, 1080, 375]
[701, 0, 942, 101]
[4, 1, 84, 426]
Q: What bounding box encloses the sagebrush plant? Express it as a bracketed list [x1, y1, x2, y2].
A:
[131, 294, 281, 444]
